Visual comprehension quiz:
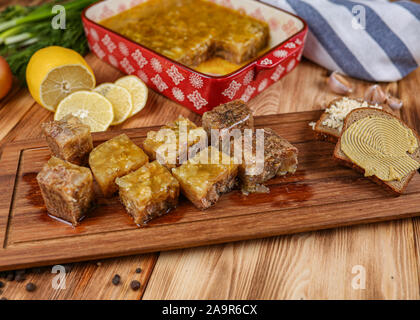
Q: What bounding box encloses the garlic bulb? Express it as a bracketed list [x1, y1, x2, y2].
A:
[364, 84, 387, 105]
[386, 95, 403, 110]
[327, 71, 353, 95]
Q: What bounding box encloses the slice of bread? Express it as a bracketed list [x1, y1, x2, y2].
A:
[333, 108, 420, 195]
[314, 111, 341, 143]
[314, 97, 386, 143]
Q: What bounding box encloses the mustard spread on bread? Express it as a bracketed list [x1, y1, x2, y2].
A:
[341, 116, 420, 181]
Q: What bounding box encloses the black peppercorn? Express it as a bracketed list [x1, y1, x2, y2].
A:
[26, 283, 36, 292]
[130, 280, 141, 291]
[112, 274, 121, 286]
[15, 273, 25, 282]
[6, 272, 14, 282]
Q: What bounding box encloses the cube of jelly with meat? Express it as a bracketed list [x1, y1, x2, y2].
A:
[116, 161, 180, 226]
[202, 100, 254, 140]
[171, 146, 238, 210]
[89, 134, 149, 197]
[36, 157, 94, 226]
[239, 128, 298, 194]
[41, 114, 93, 166]
[215, 18, 269, 65]
[143, 116, 207, 169]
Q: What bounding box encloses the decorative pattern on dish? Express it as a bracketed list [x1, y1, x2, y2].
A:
[83, 0, 307, 114]
[131, 49, 148, 68]
[222, 80, 242, 99]
[187, 91, 208, 110]
[166, 66, 185, 85]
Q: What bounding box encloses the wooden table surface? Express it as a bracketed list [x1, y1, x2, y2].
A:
[1, 0, 420, 300]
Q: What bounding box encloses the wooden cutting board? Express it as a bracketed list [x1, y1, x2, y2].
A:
[1, 110, 419, 271]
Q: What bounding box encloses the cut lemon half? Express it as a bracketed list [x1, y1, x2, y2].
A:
[54, 91, 114, 132]
[94, 83, 133, 125]
[26, 46, 96, 112]
[114, 75, 148, 116]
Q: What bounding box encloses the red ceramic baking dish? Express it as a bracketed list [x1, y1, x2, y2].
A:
[82, 0, 308, 115]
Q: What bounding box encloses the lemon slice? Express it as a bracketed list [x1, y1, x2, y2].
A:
[54, 91, 114, 132]
[94, 83, 133, 125]
[26, 46, 96, 112]
[114, 75, 148, 116]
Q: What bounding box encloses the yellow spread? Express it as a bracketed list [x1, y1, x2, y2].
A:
[100, 0, 269, 75]
[341, 116, 420, 181]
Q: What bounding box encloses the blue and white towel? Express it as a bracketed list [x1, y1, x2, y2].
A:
[261, 0, 420, 82]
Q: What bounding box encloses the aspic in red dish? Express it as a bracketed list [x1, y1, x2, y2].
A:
[82, 0, 308, 114]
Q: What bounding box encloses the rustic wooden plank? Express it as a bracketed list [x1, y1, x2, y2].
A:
[0, 44, 193, 298]
[4, 109, 420, 273]
[398, 66, 420, 294]
[0, 144, 22, 248]
[144, 219, 419, 299]
[0, 254, 157, 300]
[2, 187, 420, 272]
[2, 56, 418, 299]
[0, 0, 163, 300]
[0, 56, 170, 299]
[143, 59, 420, 300]
[0, 0, 418, 297]
[0, 90, 37, 145]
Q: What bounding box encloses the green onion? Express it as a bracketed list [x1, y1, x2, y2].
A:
[4, 32, 33, 45]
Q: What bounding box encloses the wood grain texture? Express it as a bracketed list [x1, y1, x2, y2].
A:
[144, 220, 419, 299]
[4, 110, 419, 274]
[1, 55, 419, 299]
[0, 0, 419, 297]
[144, 61, 420, 300]
[0, 0, 163, 300]
[0, 254, 157, 300]
[0, 34, 194, 297]
[399, 67, 420, 293]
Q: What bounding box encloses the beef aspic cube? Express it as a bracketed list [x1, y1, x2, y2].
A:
[89, 134, 149, 197]
[41, 115, 93, 166]
[143, 116, 207, 169]
[116, 161, 180, 226]
[202, 100, 254, 139]
[214, 17, 270, 64]
[36, 157, 94, 226]
[171, 146, 238, 210]
[239, 128, 298, 194]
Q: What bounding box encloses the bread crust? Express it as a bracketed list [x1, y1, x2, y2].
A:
[333, 107, 420, 195]
[313, 98, 345, 143]
[314, 98, 393, 144]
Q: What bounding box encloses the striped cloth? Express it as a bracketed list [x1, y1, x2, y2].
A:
[261, 0, 420, 81]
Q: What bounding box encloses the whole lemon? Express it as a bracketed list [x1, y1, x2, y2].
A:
[26, 46, 96, 111]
